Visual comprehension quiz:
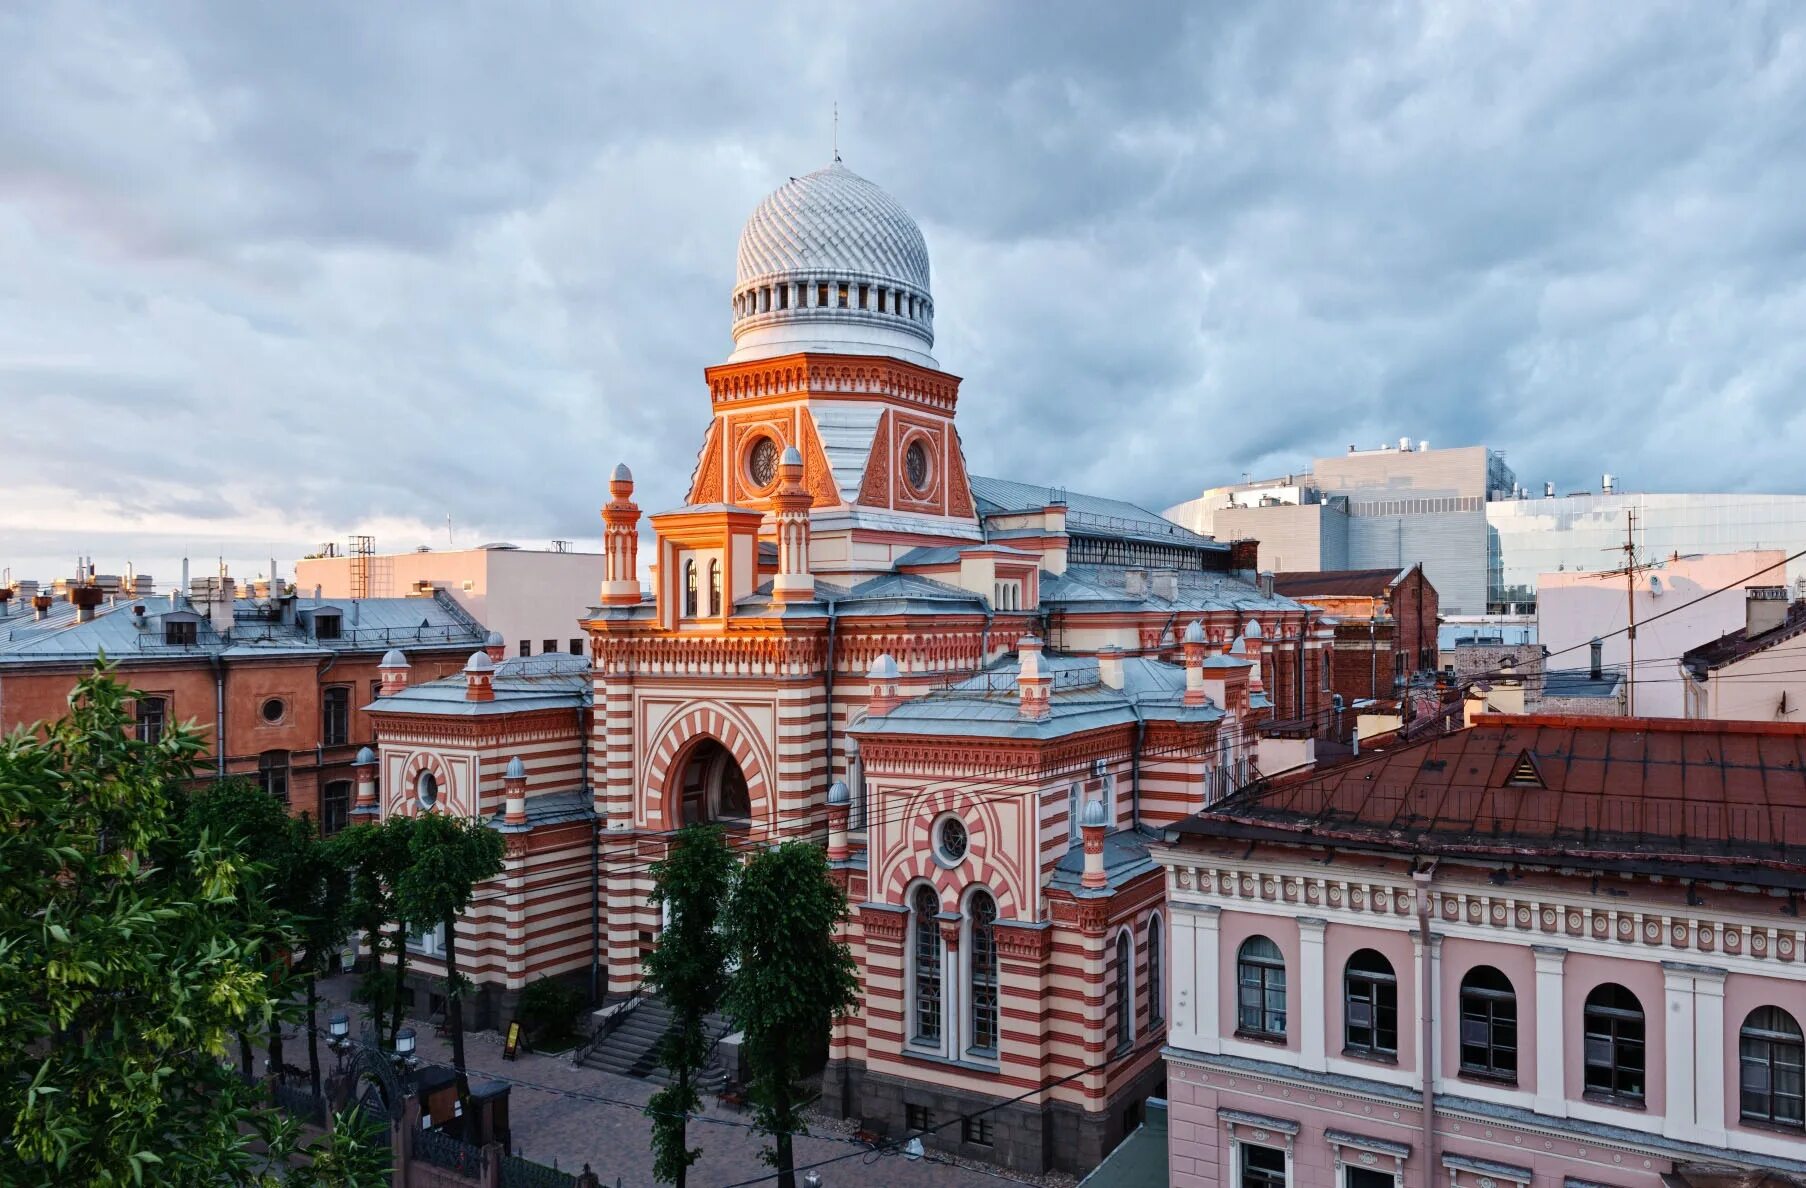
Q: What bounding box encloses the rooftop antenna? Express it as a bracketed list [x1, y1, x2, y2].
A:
[446, 513, 453, 547]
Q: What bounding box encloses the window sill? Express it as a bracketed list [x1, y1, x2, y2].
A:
[1456, 1069, 1519, 1089]
[1340, 1048, 1398, 1067]
[1737, 1116, 1806, 1136]
[1582, 1090, 1646, 1112]
[1233, 1029, 1288, 1047]
[900, 1047, 1001, 1076]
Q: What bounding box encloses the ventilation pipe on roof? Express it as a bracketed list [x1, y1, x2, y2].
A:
[1544, 482, 1555, 498]
[1589, 638, 1603, 681]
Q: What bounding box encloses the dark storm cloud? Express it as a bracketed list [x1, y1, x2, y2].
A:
[2, 1, 1805, 582]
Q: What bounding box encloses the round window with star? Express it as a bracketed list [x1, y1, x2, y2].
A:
[933, 815, 969, 866]
[746, 436, 779, 490]
[904, 439, 931, 493]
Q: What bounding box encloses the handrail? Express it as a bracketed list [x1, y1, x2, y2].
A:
[570, 992, 642, 1067]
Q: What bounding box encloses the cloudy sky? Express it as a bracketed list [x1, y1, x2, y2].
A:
[4, 2, 1805, 587]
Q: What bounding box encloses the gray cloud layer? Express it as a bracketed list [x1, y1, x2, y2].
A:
[3, 2, 1804, 583]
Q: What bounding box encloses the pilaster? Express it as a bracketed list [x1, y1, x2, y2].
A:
[1298, 916, 1328, 1072]
[1532, 945, 1568, 1118]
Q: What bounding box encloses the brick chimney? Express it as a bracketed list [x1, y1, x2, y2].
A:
[1080, 798, 1108, 888]
[771, 446, 816, 603]
[503, 756, 528, 826]
[1096, 644, 1124, 690]
[1018, 635, 1051, 721]
[352, 747, 380, 817]
[1747, 585, 1789, 638]
[208, 574, 236, 638]
[866, 654, 901, 716]
[464, 650, 495, 701]
[599, 463, 643, 605]
[378, 648, 411, 696]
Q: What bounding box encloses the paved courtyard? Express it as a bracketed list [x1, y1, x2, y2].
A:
[303, 976, 1073, 1188]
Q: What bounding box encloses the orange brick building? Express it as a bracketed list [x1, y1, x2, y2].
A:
[1272, 564, 1439, 705]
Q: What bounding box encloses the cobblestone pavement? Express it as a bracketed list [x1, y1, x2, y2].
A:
[302, 977, 1069, 1188]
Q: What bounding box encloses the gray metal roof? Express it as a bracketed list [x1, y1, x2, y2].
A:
[969, 475, 1224, 550]
[0, 590, 487, 665]
[737, 161, 930, 293]
[1049, 827, 1160, 895]
[1542, 669, 1625, 699]
[486, 788, 595, 830]
[366, 651, 591, 716]
[1044, 565, 1302, 616]
[853, 652, 1222, 741]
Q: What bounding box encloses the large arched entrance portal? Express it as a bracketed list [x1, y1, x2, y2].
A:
[675, 738, 751, 826]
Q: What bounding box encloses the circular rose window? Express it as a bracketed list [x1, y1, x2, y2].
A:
[936, 816, 968, 865]
[747, 437, 779, 489]
[260, 697, 285, 724]
[905, 440, 930, 491]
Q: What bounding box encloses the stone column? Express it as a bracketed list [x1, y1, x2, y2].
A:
[1170, 907, 1198, 1048]
[1298, 917, 1328, 1071]
[1533, 945, 1568, 1118]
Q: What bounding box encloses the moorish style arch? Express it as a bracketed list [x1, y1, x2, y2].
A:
[641, 702, 773, 831]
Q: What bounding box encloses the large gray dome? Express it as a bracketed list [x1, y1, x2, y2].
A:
[728, 160, 936, 367]
[737, 161, 930, 293]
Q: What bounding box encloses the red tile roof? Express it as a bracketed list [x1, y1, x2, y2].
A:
[1174, 713, 1806, 884]
[1271, 568, 1406, 599]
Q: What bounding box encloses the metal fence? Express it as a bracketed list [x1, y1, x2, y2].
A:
[271, 1078, 327, 1127]
[414, 1126, 486, 1177]
[500, 1153, 576, 1188]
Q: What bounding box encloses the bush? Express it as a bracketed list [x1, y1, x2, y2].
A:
[518, 977, 584, 1051]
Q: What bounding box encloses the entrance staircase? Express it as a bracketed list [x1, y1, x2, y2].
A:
[577, 997, 735, 1091]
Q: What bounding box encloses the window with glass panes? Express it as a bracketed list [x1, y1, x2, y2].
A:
[134, 696, 167, 744]
[1582, 983, 1646, 1100]
[1146, 918, 1163, 1025]
[322, 686, 350, 747]
[1458, 966, 1518, 1082]
[1240, 1142, 1286, 1187]
[911, 886, 942, 1045]
[1112, 930, 1133, 1052]
[1343, 949, 1398, 1059]
[322, 780, 351, 836]
[1237, 936, 1287, 1039]
[259, 750, 290, 805]
[1741, 1006, 1805, 1129]
[968, 891, 998, 1053]
[1344, 1167, 1394, 1188]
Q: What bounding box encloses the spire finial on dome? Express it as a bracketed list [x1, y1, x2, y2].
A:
[832, 100, 840, 163]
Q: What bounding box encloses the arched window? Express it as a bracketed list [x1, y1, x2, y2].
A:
[1236, 936, 1286, 1040]
[1343, 949, 1398, 1059]
[968, 890, 999, 1054]
[1459, 966, 1518, 1082]
[707, 559, 721, 617]
[1113, 930, 1134, 1053]
[1147, 916, 1164, 1026]
[683, 560, 698, 617]
[415, 769, 438, 811]
[911, 886, 942, 1046]
[1741, 1006, 1805, 1128]
[1582, 983, 1646, 1101]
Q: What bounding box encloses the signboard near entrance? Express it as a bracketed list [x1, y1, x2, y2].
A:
[503, 1019, 522, 1061]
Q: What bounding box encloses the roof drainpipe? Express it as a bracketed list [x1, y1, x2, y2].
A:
[1414, 859, 1439, 1186]
[1129, 703, 1145, 833]
[209, 653, 226, 777]
[821, 600, 840, 829]
[581, 702, 599, 1006]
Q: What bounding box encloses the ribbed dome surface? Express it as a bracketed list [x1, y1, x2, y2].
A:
[737, 161, 930, 293]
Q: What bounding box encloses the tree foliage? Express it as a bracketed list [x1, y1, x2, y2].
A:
[395, 808, 503, 1096]
[644, 824, 738, 1187]
[280, 1107, 393, 1188]
[721, 841, 858, 1188]
[0, 666, 283, 1185]
[332, 815, 416, 1046]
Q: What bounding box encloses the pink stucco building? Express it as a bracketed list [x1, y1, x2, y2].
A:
[1152, 714, 1806, 1187]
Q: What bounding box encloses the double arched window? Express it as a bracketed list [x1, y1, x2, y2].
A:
[1741, 1006, 1805, 1129]
[968, 890, 998, 1054]
[1582, 983, 1646, 1101]
[909, 884, 1004, 1062]
[1458, 966, 1518, 1082]
[1343, 949, 1398, 1060]
[1236, 936, 1287, 1040]
[911, 886, 941, 1046]
[707, 559, 721, 617]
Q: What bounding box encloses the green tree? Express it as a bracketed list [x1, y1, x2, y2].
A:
[281, 1107, 392, 1187]
[722, 842, 858, 1188]
[332, 815, 415, 1046]
[181, 777, 305, 1081]
[0, 665, 286, 1186]
[396, 809, 503, 1098]
[644, 824, 739, 1187]
[287, 817, 352, 1099]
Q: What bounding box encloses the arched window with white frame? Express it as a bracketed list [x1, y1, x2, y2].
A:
[966, 888, 999, 1056]
[910, 884, 943, 1049]
[1112, 928, 1134, 1053]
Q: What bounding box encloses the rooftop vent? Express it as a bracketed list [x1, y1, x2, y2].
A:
[1505, 750, 1545, 789]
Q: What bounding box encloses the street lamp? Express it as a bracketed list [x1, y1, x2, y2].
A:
[328, 1011, 351, 1049]
[395, 1027, 417, 1060]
